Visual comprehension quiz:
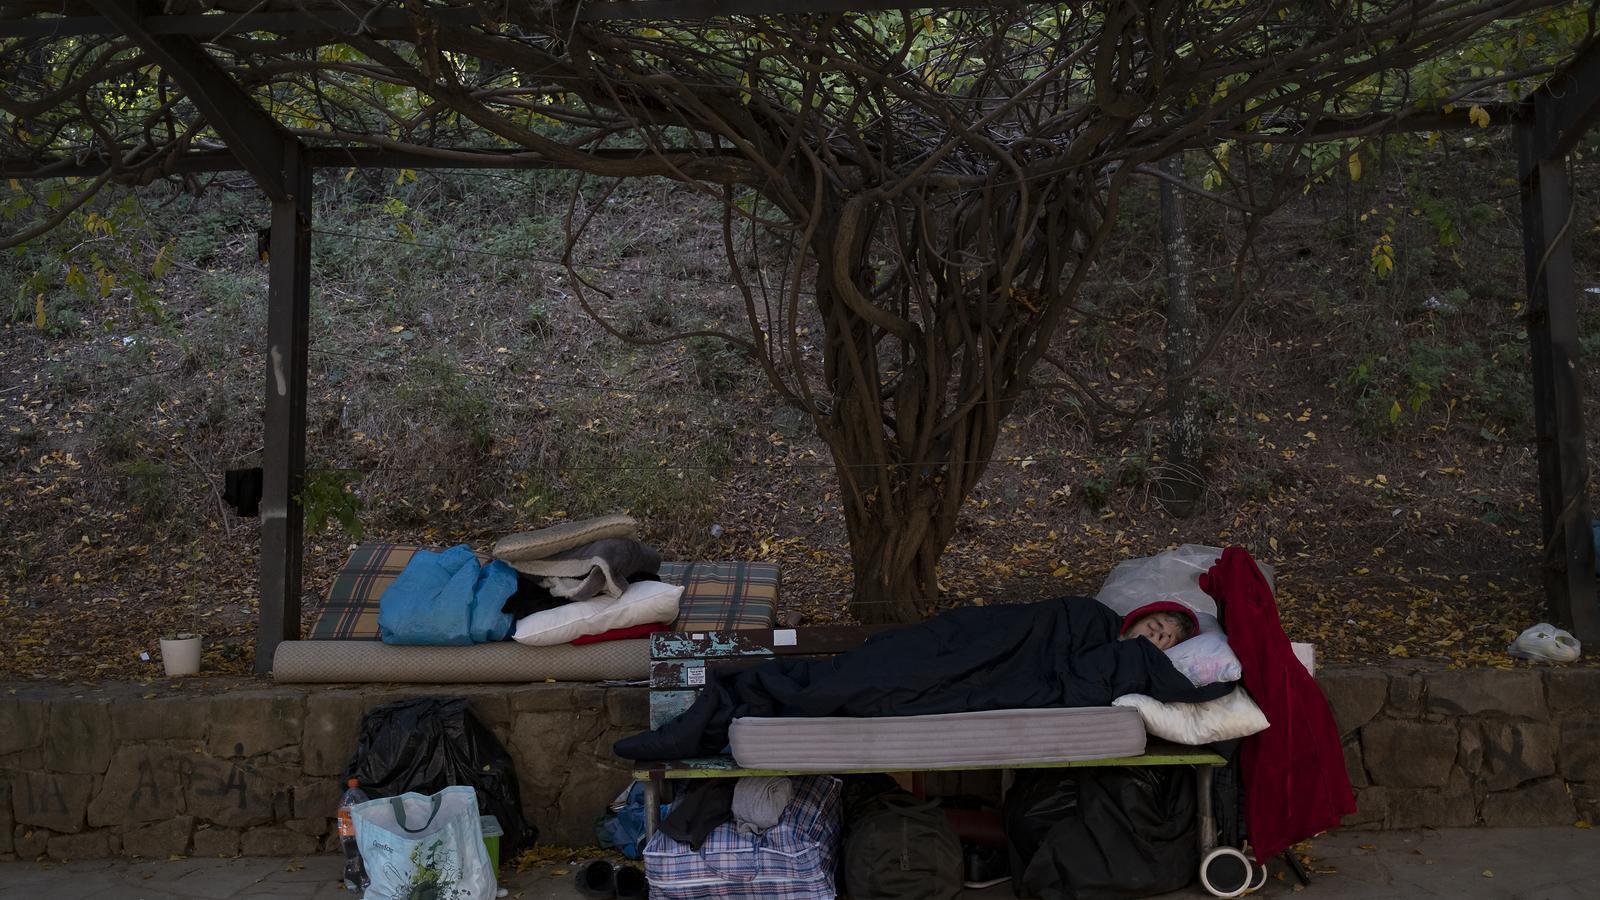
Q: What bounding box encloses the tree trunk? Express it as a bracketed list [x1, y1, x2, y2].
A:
[839, 472, 954, 624]
[806, 198, 1018, 624]
[1158, 152, 1207, 517]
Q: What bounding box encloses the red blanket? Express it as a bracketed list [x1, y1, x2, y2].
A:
[1199, 547, 1355, 863]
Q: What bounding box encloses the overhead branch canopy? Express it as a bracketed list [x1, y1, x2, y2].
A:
[2, 0, 1593, 624]
[0, 1, 1588, 188]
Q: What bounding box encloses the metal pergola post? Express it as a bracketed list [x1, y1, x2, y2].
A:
[259, 147, 313, 673]
[87, 0, 313, 671]
[1515, 42, 1600, 644]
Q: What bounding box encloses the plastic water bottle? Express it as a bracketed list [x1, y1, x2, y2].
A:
[337, 778, 370, 892]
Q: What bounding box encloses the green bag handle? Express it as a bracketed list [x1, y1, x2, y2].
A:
[389, 793, 446, 834]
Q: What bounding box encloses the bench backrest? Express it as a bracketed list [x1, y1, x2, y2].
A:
[646, 625, 890, 728]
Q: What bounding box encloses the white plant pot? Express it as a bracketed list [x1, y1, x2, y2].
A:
[160, 634, 202, 676]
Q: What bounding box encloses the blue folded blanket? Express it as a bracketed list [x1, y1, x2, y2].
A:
[378, 544, 516, 645]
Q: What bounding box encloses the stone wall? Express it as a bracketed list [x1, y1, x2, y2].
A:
[2, 681, 648, 861]
[3, 666, 1596, 860]
[1321, 667, 1599, 828]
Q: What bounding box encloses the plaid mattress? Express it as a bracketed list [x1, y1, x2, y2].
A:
[643, 775, 841, 900]
[310, 543, 778, 640]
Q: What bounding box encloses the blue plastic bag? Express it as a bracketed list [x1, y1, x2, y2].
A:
[595, 782, 670, 860]
[378, 544, 516, 645]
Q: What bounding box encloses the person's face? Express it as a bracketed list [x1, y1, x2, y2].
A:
[1126, 613, 1182, 651]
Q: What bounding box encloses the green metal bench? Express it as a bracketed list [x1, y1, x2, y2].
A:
[629, 625, 1227, 850]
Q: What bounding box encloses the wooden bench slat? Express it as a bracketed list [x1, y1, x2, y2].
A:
[648, 690, 700, 729]
[650, 625, 892, 659]
[649, 654, 837, 689]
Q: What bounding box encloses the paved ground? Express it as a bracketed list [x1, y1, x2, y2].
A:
[2, 827, 1597, 898]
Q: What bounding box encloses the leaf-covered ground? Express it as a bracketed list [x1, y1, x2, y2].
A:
[2, 137, 1598, 682]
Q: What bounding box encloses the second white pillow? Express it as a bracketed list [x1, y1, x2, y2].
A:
[1112, 687, 1270, 745]
[512, 579, 683, 646]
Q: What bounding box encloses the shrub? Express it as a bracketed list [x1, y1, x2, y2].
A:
[121, 458, 176, 522]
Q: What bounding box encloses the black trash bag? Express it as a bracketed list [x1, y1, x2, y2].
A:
[1005, 767, 1197, 900]
[344, 697, 536, 855]
[842, 779, 963, 900]
[1003, 769, 1081, 882]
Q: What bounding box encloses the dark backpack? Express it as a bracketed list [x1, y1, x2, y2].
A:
[843, 787, 963, 900]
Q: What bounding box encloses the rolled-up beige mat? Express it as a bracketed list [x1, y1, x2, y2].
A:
[493, 513, 638, 561]
[272, 639, 649, 683]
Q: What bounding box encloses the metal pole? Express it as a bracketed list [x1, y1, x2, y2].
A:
[256, 144, 312, 673]
[1517, 113, 1600, 644]
[644, 773, 663, 840]
[1196, 765, 1216, 854]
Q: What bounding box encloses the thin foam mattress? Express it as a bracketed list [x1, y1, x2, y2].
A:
[728, 705, 1146, 771]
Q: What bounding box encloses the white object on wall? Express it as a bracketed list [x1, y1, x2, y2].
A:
[1291, 642, 1315, 676]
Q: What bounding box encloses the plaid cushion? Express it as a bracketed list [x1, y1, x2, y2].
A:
[644, 775, 840, 900]
[310, 544, 778, 640]
[658, 561, 778, 631]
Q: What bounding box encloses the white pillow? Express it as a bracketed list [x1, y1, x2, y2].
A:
[1166, 630, 1243, 687]
[512, 580, 682, 646]
[1113, 688, 1270, 745]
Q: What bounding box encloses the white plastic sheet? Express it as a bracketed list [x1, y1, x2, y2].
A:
[1095, 544, 1275, 619]
[1096, 545, 1278, 686]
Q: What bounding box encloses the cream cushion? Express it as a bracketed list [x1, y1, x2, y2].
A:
[511, 580, 682, 647]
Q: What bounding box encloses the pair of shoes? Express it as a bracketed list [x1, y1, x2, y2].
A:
[575, 859, 648, 899]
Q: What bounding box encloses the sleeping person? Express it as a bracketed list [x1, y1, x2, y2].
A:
[1119, 600, 1200, 651]
[616, 594, 1225, 762]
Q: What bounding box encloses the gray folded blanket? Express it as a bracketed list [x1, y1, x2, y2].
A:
[732, 776, 793, 835]
[509, 538, 661, 602]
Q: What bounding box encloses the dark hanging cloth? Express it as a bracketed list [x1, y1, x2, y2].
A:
[615, 596, 1232, 762]
[500, 566, 663, 620]
[222, 467, 263, 517]
[1198, 547, 1355, 864]
[658, 779, 737, 850]
[501, 571, 565, 619]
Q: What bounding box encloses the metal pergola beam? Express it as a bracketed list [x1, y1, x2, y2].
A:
[0, 1, 960, 36]
[84, 0, 293, 200]
[1521, 37, 1600, 169]
[0, 101, 1518, 183]
[0, 146, 739, 178]
[1514, 40, 1600, 644]
[0, 6, 486, 38]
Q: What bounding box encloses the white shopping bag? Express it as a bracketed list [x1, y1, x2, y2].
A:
[353, 785, 496, 900]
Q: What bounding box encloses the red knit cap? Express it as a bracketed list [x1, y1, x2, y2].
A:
[1120, 600, 1200, 637]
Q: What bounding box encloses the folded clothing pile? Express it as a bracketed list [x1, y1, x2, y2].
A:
[492, 514, 682, 647]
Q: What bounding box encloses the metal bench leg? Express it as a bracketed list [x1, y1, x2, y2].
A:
[1196, 765, 1217, 854]
[1282, 848, 1312, 885]
[644, 772, 663, 841]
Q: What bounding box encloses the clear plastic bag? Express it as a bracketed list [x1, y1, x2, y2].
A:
[1507, 623, 1581, 663]
[353, 786, 496, 900]
[1095, 544, 1275, 619]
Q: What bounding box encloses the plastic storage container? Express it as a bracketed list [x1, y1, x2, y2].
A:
[480, 815, 503, 872]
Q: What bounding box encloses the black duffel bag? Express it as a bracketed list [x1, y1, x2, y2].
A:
[843, 778, 963, 900]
